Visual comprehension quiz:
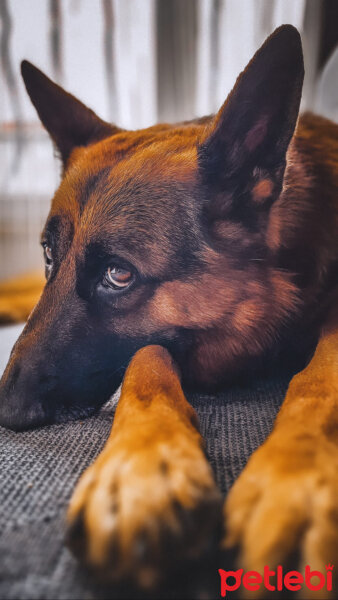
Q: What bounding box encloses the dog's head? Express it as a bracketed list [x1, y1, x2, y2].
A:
[0, 26, 304, 430]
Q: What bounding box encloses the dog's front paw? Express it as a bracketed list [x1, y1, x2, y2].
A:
[66, 430, 222, 588]
[223, 431, 338, 595]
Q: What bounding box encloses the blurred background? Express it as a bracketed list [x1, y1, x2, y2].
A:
[1, 0, 337, 279]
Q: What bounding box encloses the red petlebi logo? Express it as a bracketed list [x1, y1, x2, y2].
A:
[219, 564, 334, 596]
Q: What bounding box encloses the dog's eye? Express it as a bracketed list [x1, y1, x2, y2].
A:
[42, 243, 53, 266]
[105, 266, 133, 289]
[44, 246, 52, 263]
[42, 243, 53, 278]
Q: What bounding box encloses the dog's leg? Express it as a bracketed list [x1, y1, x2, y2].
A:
[224, 318, 338, 596]
[0, 271, 45, 324]
[66, 345, 222, 587]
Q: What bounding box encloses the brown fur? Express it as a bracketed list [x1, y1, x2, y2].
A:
[0, 25, 337, 592]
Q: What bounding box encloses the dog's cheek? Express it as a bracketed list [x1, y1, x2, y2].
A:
[102, 265, 300, 349]
[147, 273, 243, 330]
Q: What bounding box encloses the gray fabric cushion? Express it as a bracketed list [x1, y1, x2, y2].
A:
[0, 325, 291, 599]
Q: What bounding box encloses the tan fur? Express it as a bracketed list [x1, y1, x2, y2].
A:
[252, 178, 274, 203]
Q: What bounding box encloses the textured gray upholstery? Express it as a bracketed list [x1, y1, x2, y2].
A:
[0, 325, 290, 599]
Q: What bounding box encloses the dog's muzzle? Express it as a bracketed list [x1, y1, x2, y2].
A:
[0, 287, 128, 431]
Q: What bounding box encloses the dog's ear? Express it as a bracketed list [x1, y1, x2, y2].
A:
[21, 61, 119, 167]
[198, 25, 304, 206]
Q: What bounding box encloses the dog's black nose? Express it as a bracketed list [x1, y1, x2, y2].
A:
[0, 400, 46, 431]
[0, 360, 57, 431]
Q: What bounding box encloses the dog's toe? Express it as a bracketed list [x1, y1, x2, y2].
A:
[66, 438, 222, 588]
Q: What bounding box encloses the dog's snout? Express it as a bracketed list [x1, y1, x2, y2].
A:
[0, 358, 56, 431]
[8, 363, 21, 387]
[38, 373, 60, 393]
[0, 277, 128, 431]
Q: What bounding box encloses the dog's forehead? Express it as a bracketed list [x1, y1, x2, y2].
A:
[49, 129, 201, 269]
[53, 127, 200, 220]
[102, 131, 198, 193]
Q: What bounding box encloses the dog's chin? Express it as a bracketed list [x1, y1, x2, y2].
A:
[0, 397, 113, 432]
[0, 373, 123, 432]
[0, 401, 47, 432]
[0, 398, 97, 432]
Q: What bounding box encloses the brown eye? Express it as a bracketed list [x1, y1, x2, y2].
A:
[45, 246, 52, 262]
[105, 266, 133, 289]
[42, 243, 53, 266]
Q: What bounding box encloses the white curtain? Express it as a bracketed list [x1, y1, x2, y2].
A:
[1, 0, 336, 130]
[196, 0, 308, 116]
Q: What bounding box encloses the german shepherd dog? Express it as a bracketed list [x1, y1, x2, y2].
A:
[0, 25, 337, 590]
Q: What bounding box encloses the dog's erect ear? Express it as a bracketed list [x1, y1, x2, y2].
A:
[198, 25, 304, 202]
[21, 61, 119, 167]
